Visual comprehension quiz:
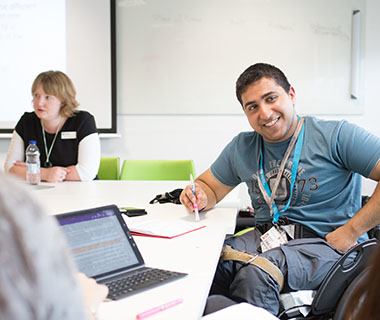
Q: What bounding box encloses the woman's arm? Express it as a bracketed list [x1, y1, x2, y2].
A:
[5, 131, 27, 179]
[65, 133, 101, 181]
[6, 130, 100, 182]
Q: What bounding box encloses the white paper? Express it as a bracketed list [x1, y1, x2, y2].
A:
[280, 290, 314, 317]
[126, 218, 205, 238]
[202, 303, 279, 319]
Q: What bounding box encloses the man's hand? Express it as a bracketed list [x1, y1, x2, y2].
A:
[325, 225, 358, 252]
[180, 169, 234, 213]
[180, 182, 208, 212]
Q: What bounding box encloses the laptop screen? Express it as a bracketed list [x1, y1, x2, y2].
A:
[56, 205, 144, 280]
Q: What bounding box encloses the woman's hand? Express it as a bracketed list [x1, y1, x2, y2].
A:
[13, 161, 26, 167]
[76, 272, 108, 320]
[41, 166, 71, 182]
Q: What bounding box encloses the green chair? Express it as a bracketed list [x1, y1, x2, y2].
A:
[119, 160, 196, 181]
[97, 157, 120, 180]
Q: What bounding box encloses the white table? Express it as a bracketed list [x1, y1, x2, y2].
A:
[31, 181, 238, 320]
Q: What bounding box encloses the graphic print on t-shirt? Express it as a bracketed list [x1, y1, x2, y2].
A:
[251, 160, 318, 210]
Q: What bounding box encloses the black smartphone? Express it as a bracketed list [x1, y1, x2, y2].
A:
[119, 207, 147, 217]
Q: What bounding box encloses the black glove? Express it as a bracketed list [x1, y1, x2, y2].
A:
[149, 188, 183, 205]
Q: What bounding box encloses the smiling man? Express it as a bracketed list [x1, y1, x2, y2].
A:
[180, 63, 380, 316]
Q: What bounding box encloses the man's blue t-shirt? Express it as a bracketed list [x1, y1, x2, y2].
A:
[211, 116, 380, 240]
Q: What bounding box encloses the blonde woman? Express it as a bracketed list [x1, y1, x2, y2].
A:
[4, 70, 100, 182]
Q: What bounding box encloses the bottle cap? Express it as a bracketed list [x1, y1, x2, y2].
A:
[29, 140, 37, 144]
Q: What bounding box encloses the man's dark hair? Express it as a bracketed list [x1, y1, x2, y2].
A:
[236, 63, 291, 106]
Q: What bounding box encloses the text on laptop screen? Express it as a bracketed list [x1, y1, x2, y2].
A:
[58, 208, 139, 277]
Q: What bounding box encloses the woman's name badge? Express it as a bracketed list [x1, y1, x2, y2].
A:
[61, 131, 77, 139]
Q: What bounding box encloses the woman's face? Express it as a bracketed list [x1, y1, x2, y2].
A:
[33, 84, 62, 122]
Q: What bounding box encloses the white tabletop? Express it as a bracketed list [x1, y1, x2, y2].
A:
[30, 180, 239, 216]
[30, 181, 238, 320]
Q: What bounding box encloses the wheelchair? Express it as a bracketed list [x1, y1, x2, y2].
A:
[278, 238, 377, 320]
[205, 239, 377, 319]
[279, 196, 379, 319]
[210, 196, 379, 319]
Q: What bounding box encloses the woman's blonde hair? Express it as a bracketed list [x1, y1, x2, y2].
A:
[31, 70, 79, 117]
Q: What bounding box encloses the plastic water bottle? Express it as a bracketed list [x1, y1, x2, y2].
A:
[26, 140, 40, 185]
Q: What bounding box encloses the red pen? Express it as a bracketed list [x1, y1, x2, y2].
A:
[136, 298, 183, 319]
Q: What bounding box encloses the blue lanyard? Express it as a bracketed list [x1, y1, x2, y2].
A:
[258, 118, 305, 223]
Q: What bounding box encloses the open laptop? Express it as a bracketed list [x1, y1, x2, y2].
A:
[55, 204, 187, 300]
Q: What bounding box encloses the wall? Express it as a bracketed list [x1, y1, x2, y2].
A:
[117, 0, 365, 116]
[1, 0, 379, 203]
[102, 0, 380, 199]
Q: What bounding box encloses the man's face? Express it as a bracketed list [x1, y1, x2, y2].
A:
[241, 77, 297, 143]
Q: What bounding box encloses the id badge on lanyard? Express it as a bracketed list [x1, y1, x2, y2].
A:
[257, 117, 305, 251]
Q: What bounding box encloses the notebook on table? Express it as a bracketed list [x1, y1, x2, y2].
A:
[128, 219, 206, 239]
[55, 204, 187, 300]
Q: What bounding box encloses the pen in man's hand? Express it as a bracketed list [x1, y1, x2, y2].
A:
[190, 174, 200, 221]
[136, 298, 183, 319]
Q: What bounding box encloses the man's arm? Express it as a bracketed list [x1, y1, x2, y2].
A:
[180, 168, 234, 211]
[326, 160, 380, 252]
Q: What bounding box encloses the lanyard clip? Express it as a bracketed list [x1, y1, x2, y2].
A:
[277, 216, 289, 226]
[273, 222, 282, 231]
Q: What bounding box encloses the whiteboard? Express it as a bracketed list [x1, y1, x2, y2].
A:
[67, 0, 116, 133]
[117, 0, 364, 115]
[0, 0, 116, 133]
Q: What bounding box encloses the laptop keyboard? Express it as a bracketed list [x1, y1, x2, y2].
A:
[105, 267, 187, 300]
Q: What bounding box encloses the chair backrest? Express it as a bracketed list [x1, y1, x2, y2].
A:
[311, 238, 377, 316]
[97, 157, 120, 180]
[119, 160, 195, 181]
